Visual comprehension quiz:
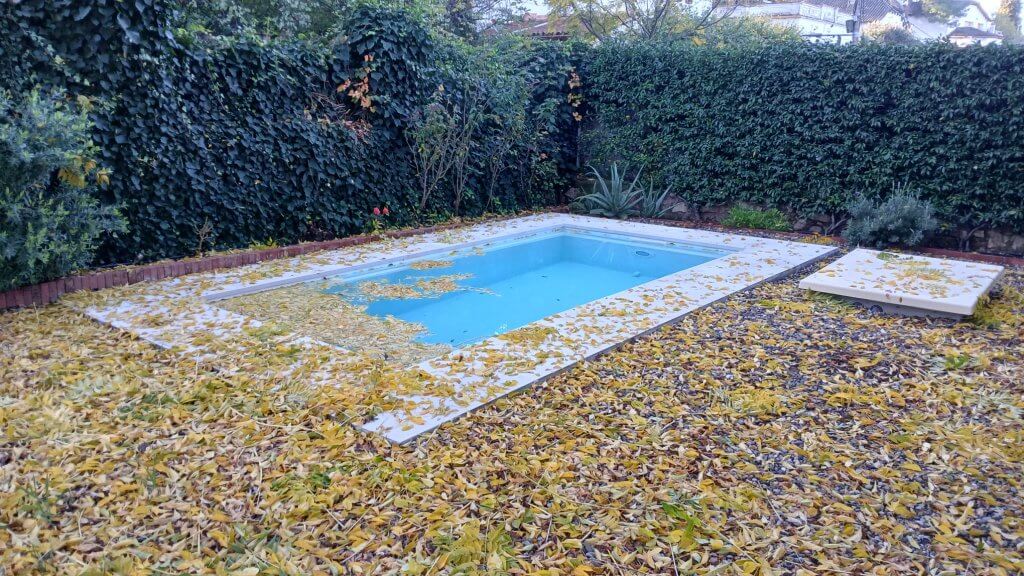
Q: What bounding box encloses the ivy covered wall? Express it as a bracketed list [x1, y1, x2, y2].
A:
[581, 42, 1024, 234]
[3, 0, 582, 264]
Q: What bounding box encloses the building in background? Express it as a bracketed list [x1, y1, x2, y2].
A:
[494, 0, 1010, 44]
[716, 0, 922, 44]
[717, 0, 1009, 43]
[722, 0, 856, 43]
[947, 25, 1004, 44]
[484, 12, 571, 39]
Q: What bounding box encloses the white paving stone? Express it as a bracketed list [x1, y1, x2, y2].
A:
[81, 214, 837, 443]
[799, 248, 1004, 317]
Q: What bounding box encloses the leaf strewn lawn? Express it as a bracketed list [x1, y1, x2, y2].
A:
[1, 266, 1022, 575]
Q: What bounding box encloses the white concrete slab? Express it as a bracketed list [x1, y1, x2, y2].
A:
[799, 248, 1004, 317]
[78, 214, 837, 444]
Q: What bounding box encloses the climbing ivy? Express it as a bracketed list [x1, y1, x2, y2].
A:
[3, 1, 579, 265]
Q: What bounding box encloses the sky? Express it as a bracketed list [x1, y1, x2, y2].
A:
[519, 0, 550, 15]
[516, 0, 1004, 18]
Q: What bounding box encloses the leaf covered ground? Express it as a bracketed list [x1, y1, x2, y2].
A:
[1, 259, 1022, 575]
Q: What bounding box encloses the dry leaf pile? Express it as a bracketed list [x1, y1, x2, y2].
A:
[217, 284, 449, 367]
[1, 265, 1022, 575]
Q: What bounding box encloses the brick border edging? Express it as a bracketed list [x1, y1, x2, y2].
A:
[0, 215, 520, 311]
[2, 211, 1021, 312]
[639, 216, 1024, 266]
[917, 247, 1024, 267]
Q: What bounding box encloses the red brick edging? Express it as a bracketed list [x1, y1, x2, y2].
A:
[2, 213, 1021, 312]
[0, 221, 478, 311]
[918, 247, 1024, 267]
[641, 217, 1024, 267]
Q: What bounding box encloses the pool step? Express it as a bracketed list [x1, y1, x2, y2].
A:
[799, 249, 1004, 318]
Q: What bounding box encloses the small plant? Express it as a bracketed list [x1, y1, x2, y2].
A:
[636, 180, 676, 218]
[248, 238, 278, 250]
[368, 206, 390, 234]
[578, 163, 643, 219]
[942, 352, 973, 371]
[192, 217, 214, 256]
[843, 185, 938, 249]
[721, 206, 792, 231]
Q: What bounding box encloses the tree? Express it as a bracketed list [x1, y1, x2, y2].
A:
[406, 87, 481, 212]
[995, 0, 1022, 43]
[449, 85, 486, 214]
[863, 22, 920, 45]
[546, 0, 740, 41]
[919, 0, 970, 21]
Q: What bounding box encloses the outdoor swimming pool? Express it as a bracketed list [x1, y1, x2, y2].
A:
[91, 214, 837, 442]
[324, 229, 731, 347]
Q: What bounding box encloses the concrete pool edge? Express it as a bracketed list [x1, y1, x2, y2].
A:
[79, 214, 838, 444]
[199, 223, 738, 303]
[360, 248, 837, 444]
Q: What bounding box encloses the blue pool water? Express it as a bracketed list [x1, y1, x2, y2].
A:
[324, 230, 727, 347]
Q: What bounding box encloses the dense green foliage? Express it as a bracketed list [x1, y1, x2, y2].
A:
[581, 42, 1024, 234]
[0, 90, 125, 290]
[843, 187, 938, 248]
[3, 1, 580, 267]
[720, 206, 792, 232]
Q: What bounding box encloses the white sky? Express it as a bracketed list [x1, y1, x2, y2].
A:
[519, 0, 1003, 18]
[520, 0, 550, 15]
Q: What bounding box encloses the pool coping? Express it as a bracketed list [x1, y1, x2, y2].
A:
[201, 223, 737, 302]
[799, 248, 1004, 317]
[81, 214, 837, 444]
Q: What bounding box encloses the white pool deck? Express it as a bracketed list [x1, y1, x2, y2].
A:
[799, 248, 1004, 317]
[82, 214, 836, 443]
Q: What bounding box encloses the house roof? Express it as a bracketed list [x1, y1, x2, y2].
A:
[736, 0, 853, 8]
[962, 1, 994, 22]
[948, 25, 1003, 38]
[487, 14, 571, 40]
[734, 0, 901, 21]
[858, 0, 905, 22]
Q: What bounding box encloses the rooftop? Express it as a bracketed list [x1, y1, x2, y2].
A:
[948, 25, 1004, 38]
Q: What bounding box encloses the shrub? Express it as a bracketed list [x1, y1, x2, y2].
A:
[721, 206, 792, 231]
[842, 187, 938, 249]
[581, 42, 1024, 234]
[636, 181, 675, 218]
[578, 163, 644, 218]
[0, 90, 125, 290]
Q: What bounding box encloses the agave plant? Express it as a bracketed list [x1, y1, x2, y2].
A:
[578, 163, 644, 219]
[636, 180, 675, 218]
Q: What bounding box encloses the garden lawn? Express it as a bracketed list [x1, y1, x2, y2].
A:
[1, 259, 1022, 575]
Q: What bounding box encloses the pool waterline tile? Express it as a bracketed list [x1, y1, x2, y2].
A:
[81, 215, 838, 444]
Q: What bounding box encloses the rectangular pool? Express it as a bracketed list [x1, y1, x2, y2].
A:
[323, 229, 729, 347]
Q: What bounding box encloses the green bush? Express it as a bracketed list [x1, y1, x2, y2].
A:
[0, 90, 125, 290]
[581, 42, 1024, 234]
[842, 187, 938, 248]
[720, 206, 792, 231]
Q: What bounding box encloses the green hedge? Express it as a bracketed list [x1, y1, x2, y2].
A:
[581, 42, 1024, 233]
[3, 1, 580, 265]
